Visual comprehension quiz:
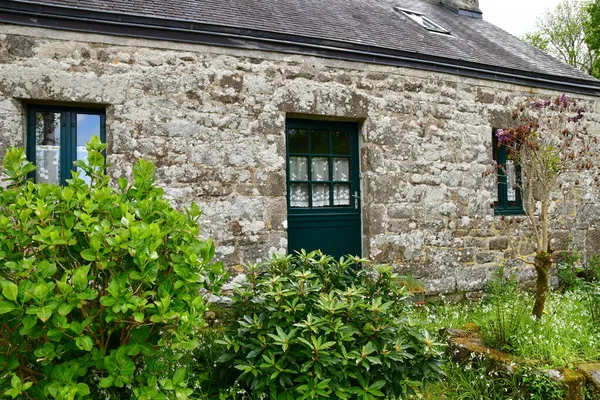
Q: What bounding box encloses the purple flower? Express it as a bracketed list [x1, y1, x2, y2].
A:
[532, 100, 551, 109]
[496, 128, 512, 143]
[570, 108, 584, 123]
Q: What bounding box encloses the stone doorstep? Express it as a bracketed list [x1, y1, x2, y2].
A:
[446, 330, 600, 400]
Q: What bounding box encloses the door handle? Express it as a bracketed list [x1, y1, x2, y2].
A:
[353, 191, 360, 209]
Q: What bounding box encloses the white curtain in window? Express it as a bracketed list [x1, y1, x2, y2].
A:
[506, 160, 516, 202]
[312, 158, 329, 181]
[312, 184, 330, 207]
[289, 157, 308, 181]
[36, 146, 60, 185]
[334, 184, 351, 206]
[290, 183, 309, 207]
[333, 158, 349, 181]
[493, 167, 499, 202]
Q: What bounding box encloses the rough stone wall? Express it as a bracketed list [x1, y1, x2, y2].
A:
[1, 25, 599, 294]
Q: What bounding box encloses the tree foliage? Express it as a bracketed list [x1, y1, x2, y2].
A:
[0, 138, 226, 399]
[586, 0, 600, 75]
[523, 0, 599, 78]
[496, 95, 597, 318]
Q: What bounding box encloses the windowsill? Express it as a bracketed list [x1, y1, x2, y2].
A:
[494, 208, 526, 216]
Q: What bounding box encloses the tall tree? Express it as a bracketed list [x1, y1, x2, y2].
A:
[523, 0, 599, 78]
[585, 0, 600, 77]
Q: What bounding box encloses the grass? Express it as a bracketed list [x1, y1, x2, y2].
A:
[188, 285, 600, 399]
[412, 359, 566, 400]
[412, 289, 600, 366]
[405, 286, 600, 400]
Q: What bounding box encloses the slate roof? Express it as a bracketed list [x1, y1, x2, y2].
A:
[3, 0, 600, 90]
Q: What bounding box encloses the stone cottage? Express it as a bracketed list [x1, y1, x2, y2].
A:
[0, 0, 599, 294]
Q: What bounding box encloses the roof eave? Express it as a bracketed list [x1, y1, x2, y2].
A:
[1, 0, 600, 96]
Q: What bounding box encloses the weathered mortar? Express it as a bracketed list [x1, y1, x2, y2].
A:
[0, 25, 599, 294]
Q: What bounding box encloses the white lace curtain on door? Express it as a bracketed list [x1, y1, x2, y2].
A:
[290, 157, 309, 207]
[312, 158, 329, 207]
[289, 157, 351, 208]
[333, 158, 350, 206]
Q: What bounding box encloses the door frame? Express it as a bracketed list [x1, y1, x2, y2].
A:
[285, 118, 363, 257]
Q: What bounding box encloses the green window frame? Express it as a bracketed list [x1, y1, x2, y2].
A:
[26, 105, 106, 185]
[493, 132, 524, 215]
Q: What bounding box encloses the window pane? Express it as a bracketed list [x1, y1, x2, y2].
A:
[289, 157, 308, 181]
[312, 157, 329, 181]
[506, 160, 517, 202]
[290, 183, 309, 208]
[332, 131, 350, 154]
[333, 158, 350, 181]
[289, 128, 309, 153]
[76, 114, 101, 184]
[312, 184, 330, 207]
[35, 112, 61, 184]
[334, 184, 351, 206]
[311, 130, 329, 154]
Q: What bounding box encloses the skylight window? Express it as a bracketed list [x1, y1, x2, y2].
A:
[394, 7, 451, 35]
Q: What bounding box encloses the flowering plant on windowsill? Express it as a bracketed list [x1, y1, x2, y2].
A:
[496, 94, 599, 319]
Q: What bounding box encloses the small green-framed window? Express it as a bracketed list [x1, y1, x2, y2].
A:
[493, 131, 524, 215]
[26, 106, 106, 185]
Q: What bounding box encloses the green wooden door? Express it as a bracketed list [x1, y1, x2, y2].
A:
[286, 119, 361, 259]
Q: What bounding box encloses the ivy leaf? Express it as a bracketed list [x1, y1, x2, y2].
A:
[173, 367, 186, 385]
[58, 303, 73, 316]
[76, 383, 90, 396]
[75, 336, 94, 351]
[2, 283, 18, 302]
[99, 377, 114, 389]
[80, 249, 97, 262]
[0, 301, 18, 314]
[36, 307, 52, 322]
[72, 265, 90, 291]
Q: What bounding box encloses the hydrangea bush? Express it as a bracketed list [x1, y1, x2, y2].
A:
[0, 138, 225, 399]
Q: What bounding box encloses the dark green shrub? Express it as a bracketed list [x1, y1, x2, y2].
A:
[557, 250, 600, 292]
[0, 139, 226, 399]
[556, 250, 585, 291]
[185, 305, 239, 399]
[217, 251, 445, 399]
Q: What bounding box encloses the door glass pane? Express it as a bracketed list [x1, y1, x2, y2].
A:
[290, 157, 308, 181]
[311, 130, 329, 154]
[312, 157, 329, 181]
[312, 184, 330, 208]
[76, 114, 101, 184]
[35, 112, 61, 184]
[289, 128, 309, 153]
[290, 183, 309, 207]
[506, 160, 516, 202]
[334, 184, 351, 206]
[332, 131, 350, 154]
[333, 158, 350, 181]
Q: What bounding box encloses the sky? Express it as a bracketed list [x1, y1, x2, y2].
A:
[478, 0, 564, 37]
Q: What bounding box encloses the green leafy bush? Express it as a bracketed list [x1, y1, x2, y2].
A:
[0, 138, 225, 399]
[557, 249, 600, 292]
[217, 251, 444, 399]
